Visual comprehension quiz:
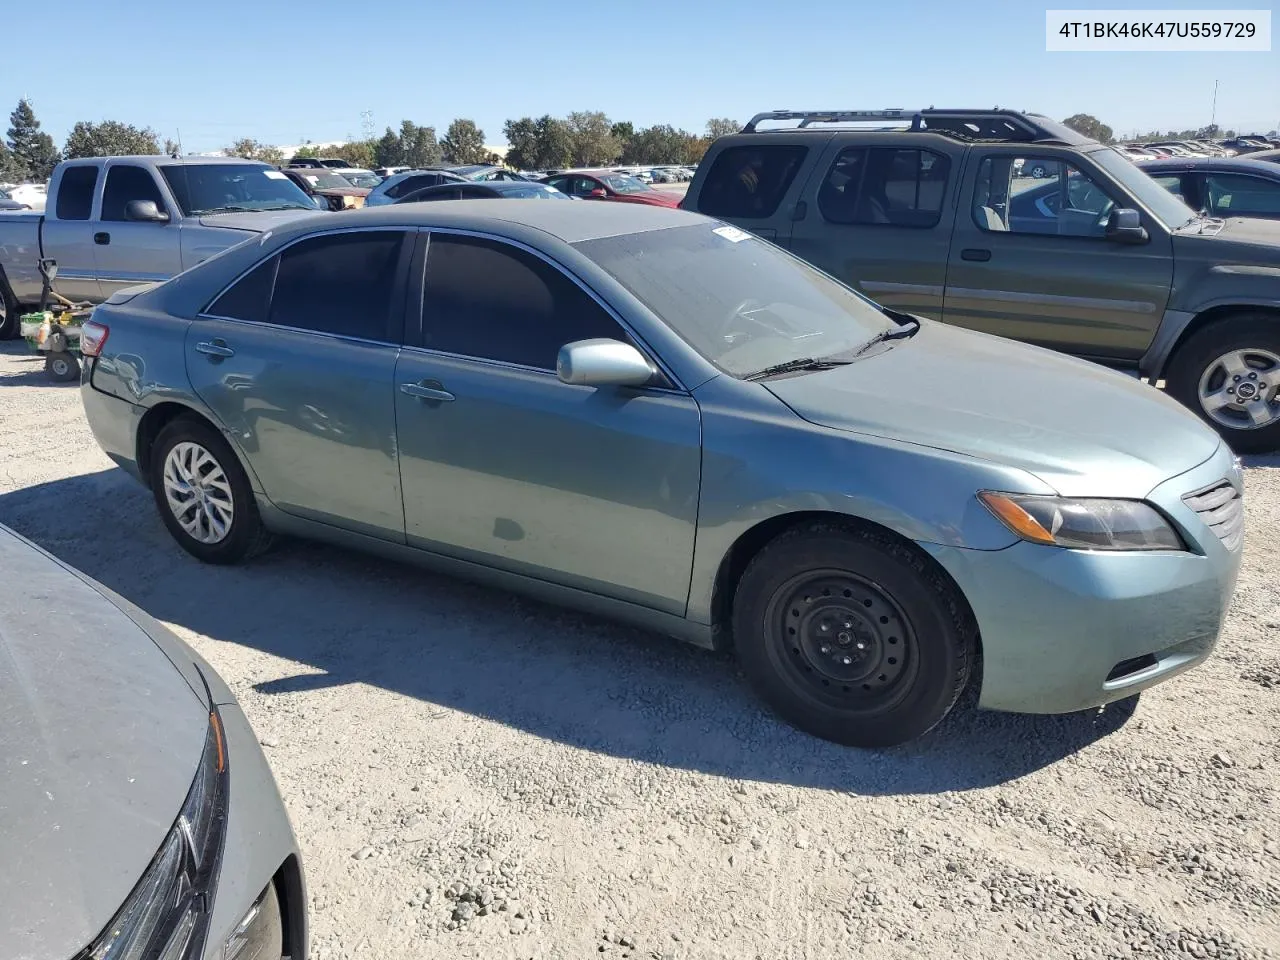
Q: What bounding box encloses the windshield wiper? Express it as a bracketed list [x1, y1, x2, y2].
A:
[200, 205, 255, 215]
[744, 356, 854, 381]
[849, 316, 922, 359]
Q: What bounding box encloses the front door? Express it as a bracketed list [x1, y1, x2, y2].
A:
[942, 147, 1173, 361]
[95, 162, 184, 297]
[788, 141, 960, 319]
[394, 231, 702, 614]
[185, 229, 412, 541]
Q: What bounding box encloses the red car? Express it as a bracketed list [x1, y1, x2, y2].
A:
[540, 170, 680, 208]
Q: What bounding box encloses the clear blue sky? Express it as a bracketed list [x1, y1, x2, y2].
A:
[19, 0, 1279, 153]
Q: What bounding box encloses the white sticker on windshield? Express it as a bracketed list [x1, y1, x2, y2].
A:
[264, 170, 287, 180]
[713, 225, 751, 243]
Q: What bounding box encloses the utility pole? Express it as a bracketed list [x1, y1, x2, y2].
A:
[361, 110, 374, 141]
[1210, 79, 1219, 130]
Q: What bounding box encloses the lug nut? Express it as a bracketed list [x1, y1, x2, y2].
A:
[1249, 372, 1257, 379]
[820, 644, 831, 654]
[841, 656, 852, 665]
[1228, 387, 1235, 393]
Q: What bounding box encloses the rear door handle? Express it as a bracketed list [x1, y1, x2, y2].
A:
[400, 381, 455, 402]
[960, 248, 991, 261]
[195, 340, 235, 359]
[94, 232, 110, 245]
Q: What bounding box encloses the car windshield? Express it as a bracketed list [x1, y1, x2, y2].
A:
[600, 174, 651, 194]
[495, 184, 569, 199]
[300, 172, 353, 189]
[1089, 147, 1197, 228]
[576, 223, 894, 377]
[160, 164, 316, 215]
[341, 171, 381, 188]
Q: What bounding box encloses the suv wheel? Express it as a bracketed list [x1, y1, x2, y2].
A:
[731, 524, 976, 748]
[0, 279, 17, 340]
[1028, 162, 1049, 178]
[1165, 314, 1280, 453]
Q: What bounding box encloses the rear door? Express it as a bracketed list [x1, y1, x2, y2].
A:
[40, 164, 103, 302]
[687, 137, 819, 244]
[94, 161, 184, 297]
[787, 138, 961, 318]
[942, 146, 1174, 361]
[186, 228, 413, 541]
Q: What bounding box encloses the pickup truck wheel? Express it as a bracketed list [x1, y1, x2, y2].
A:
[1166, 314, 1280, 453]
[0, 279, 17, 340]
[731, 524, 976, 748]
[150, 417, 272, 564]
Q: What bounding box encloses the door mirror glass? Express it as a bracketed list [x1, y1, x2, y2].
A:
[125, 199, 170, 223]
[1104, 208, 1149, 244]
[557, 339, 655, 387]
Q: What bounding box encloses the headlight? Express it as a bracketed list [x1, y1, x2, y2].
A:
[89, 705, 228, 960]
[978, 491, 1183, 551]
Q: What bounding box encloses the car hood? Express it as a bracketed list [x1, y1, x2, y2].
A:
[313, 186, 370, 197]
[615, 191, 681, 207]
[196, 208, 318, 232]
[763, 320, 1222, 498]
[1171, 215, 1280, 264]
[0, 528, 207, 960]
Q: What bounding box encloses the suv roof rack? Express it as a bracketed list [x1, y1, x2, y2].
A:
[740, 109, 1092, 146]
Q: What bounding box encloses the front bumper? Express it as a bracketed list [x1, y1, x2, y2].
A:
[924, 445, 1242, 714]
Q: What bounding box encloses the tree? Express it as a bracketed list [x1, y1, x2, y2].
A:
[399, 121, 442, 168]
[7, 99, 60, 180]
[225, 138, 285, 165]
[566, 111, 619, 166]
[706, 118, 740, 140]
[621, 124, 700, 164]
[374, 127, 403, 167]
[442, 119, 488, 165]
[293, 144, 320, 159]
[0, 140, 24, 181]
[610, 121, 634, 143]
[328, 140, 376, 168]
[163, 138, 180, 156]
[502, 115, 573, 170]
[1061, 113, 1114, 144]
[63, 120, 161, 159]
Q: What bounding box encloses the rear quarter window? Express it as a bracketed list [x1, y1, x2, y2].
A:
[695, 144, 808, 219]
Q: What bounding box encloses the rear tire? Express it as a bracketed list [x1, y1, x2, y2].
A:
[0, 277, 18, 340]
[149, 416, 272, 564]
[1165, 313, 1280, 454]
[731, 523, 976, 748]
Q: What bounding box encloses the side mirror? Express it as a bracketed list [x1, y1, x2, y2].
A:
[588, 188, 607, 199]
[557, 339, 655, 388]
[1105, 208, 1148, 244]
[125, 199, 170, 223]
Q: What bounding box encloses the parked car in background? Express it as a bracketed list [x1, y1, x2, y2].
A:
[541, 170, 681, 207]
[444, 164, 531, 181]
[0, 522, 306, 960]
[1246, 148, 1280, 165]
[3, 182, 47, 210]
[286, 156, 347, 169]
[1219, 138, 1268, 155]
[0, 186, 30, 211]
[395, 180, 571, 203]
[331, 167, 381, 189]
[364, 169, 468, 206]
[1139, 157, 1280, 221]
[278, 167, 370, 210]
[374, 165, 413, 178]
[682, 107, 1280, 450]
[79, 201, 1242, 748]
[0, 155, 317, 338]
[1118, 145, 1159, 161]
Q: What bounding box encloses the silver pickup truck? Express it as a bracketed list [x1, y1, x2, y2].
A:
[0, 155, 322, 337]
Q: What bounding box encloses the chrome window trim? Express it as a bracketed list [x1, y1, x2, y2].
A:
[194, 312, 402, 349]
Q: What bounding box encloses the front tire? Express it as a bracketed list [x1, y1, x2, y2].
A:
[0, 278, 18, 340]
[732, 524, 976, 748]
[149, 416, 272, 564]
[1165, 313, 1280, 453]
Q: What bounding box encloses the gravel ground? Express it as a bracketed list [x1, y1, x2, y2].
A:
[1, 340, 1278, 960]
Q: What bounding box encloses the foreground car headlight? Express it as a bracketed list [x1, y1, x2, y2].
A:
[89, 704, 228, 960]
[978, 491, 1183, 551]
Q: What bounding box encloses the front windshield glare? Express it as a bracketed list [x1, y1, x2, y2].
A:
[602, 175, 649, 194]
[576, 224, 893, 377]
[160, 165, 316, 215]
[1090, 147, 1196, 228]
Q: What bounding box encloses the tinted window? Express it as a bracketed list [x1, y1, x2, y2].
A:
[206, 256, 278, 323]
[159, 164, 314, 215]
[269, 231, 405, 339]
[697, 145, 807, 219]
[1148, 174, 1188, 205]
[975, 157, 1118, 237]
[819, 148, 950, 227]
[56, 166, 99, 221]
[1204, 173, 1280, 217]
[422, 234, 624, 369]
[387, 174, 442, 198]
[101, 165, 167, 221]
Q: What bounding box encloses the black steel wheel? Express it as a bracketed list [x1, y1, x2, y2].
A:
[45, 351, 80, 382]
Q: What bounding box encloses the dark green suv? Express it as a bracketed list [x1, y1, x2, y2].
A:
[683, 108, 1280, 452]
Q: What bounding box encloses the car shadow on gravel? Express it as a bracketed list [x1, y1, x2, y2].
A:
[0, 341, 74, 387]
[0, 468, 1137, 796]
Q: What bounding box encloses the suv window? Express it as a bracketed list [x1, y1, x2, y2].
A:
[1203, 172, 1280, 217]
[818, 147, 950, 227]
[387, 173, 445, 198]
[206, 256, 279, 324]
[697, 145, 807, 219]
[421, 234, 625, 369]
[56, 166, 99, 221]
[975, 157, 1117, 237]
[269, 231, 405, 339]
[101, 165, 166, 221]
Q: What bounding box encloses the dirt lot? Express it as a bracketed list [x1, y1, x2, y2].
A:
[1, 341, 1278, 960]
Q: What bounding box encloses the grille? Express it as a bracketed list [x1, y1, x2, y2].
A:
[1182, 480, 1244, 552]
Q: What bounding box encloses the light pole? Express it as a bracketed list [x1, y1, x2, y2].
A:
[1211, 79, 1219, 131]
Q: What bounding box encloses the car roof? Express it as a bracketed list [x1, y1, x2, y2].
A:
[60, 155, 270, 169]
[1137, 157, 1280, 177]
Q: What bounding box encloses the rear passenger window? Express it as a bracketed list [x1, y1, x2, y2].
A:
[697, 145, 807, 219]
[56, 166, 99, 221]
[206, 256, 278, 324]
[421, 234, 625, 369]
[270, 231, 405, 339]
[819, 148, 950, 227]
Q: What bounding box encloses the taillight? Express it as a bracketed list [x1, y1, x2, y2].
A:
[81, 319, 110, 357]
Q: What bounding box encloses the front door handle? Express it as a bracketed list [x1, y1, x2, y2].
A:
[960, 248, 992, 261]
[94, 232, 110, 245]
[195, 340, 235, 359]
[400, 381, 455, 402]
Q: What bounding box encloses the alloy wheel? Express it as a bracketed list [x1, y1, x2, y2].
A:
[1198, 347, 1280, 430]
[162, 442, 235, 544]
